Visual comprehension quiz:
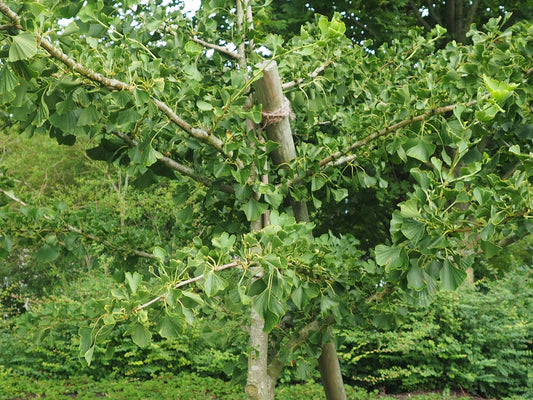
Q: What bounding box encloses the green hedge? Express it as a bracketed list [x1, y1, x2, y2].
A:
[339, 267, 533, 398]
[1, 245, 531, 399]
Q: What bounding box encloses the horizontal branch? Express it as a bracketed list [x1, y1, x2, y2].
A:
[282, 60, 333, 90]
[321, 98, 481, 168]
[1, 188, 155, 260]
[135, 260, 241, 311]
[0, 2, 228, 156]
[111, 131, 233, 193]
[282, 97, 484, 189]
[190, 36, 242, 61]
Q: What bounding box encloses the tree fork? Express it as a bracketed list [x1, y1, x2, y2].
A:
[254, 60, 347, 400]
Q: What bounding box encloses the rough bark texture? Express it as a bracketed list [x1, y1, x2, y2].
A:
[254, 60, 347, 400]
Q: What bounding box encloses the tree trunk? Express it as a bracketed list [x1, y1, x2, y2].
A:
[318, 341, 347, 400]
[254, 60, 347, 400]
[245, 215, 275, 400]
[246, 301, 275, 400]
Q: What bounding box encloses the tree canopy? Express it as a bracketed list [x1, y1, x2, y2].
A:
[0, 1, 531, 399]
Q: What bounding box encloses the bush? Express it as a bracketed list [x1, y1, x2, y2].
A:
[339, 267, 533, 398]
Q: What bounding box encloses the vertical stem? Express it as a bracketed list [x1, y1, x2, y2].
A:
[246, 299, 274, 400]
[237, 2, 274, 399]
[254, 61, 347, 400]
[319, 342, 347, 400]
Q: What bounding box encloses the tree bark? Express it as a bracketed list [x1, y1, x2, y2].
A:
[318, 341, 347, 400]
[246, 299, 275, 400]
[254, 60, 347, 400]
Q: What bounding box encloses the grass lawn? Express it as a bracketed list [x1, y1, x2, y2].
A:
[0, 373, 489, 400]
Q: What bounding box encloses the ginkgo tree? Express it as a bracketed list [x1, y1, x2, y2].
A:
[0, 1, 532, 400]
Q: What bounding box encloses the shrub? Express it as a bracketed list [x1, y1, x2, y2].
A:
[339, 267, 533, 398]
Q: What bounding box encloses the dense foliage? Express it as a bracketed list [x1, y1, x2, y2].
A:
[340, 266, 533, 398]
[0, 1, 532, 399]
[1, 217, 530, 398]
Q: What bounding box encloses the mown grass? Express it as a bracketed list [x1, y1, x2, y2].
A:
[0, 372, 477, 400]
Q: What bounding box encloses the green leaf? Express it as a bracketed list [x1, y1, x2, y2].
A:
[197, 100, 213, 111]
[291, 286, 305, 310]
[480, 240, 502, 258]
[242, 198, 269, 221]
[263, 310, 280, 333]
[264, 191, 283, 209]
[153, 246, 167, 263]
[375, 245, 406, 270]
[331, 188, 348, 202]
[181, 291, 204, 307]
[129, 141, 162, 167]
[125, 271, 142, 294]
[204, 270, 228, 297]
[0, 66, 18, 93]
[254, 289, 285, 330]
[439, 260, 466, 290]
[401, 219, 425, 245]
[406, 140, 436, 163]
[311, 175, 327, 191]
[79, 327, 92, 354]
[473, 187, 492, 205]
[357, 171, 377, 187]
[475, 104, 500, 122]
[49, 111, 77, 132]
[407, 264, 426, 291]
[9, 32, 38, 62]
[483, 75, 518, 102]
[400, 199, 420, 218]
[184, 41, 203, 56]
[481, 221, 495, 241]
[35, 95, 49, 127]
[183, 64, 202, 81]
[453, 103, 465, 122]
[211, 232, 236, 250]
[35, 244, 60, 263]
[158, 314, 184, 339]
[116, 109, 141, 129]
[83, 346, 95, 365]
[131, 322, 152, 347]
[78, 106, 100, 126]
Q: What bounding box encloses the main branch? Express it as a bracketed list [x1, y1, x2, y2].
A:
[190, 36, 243, 61]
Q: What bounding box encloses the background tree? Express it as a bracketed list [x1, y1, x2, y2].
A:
[0, 1, 532, 400]
[266, 0, 533, 46]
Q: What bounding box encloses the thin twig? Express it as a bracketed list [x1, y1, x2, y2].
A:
[190, 36, 242, 61]
[135, 260, 241, 311]
[282, 60, 333, 90]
